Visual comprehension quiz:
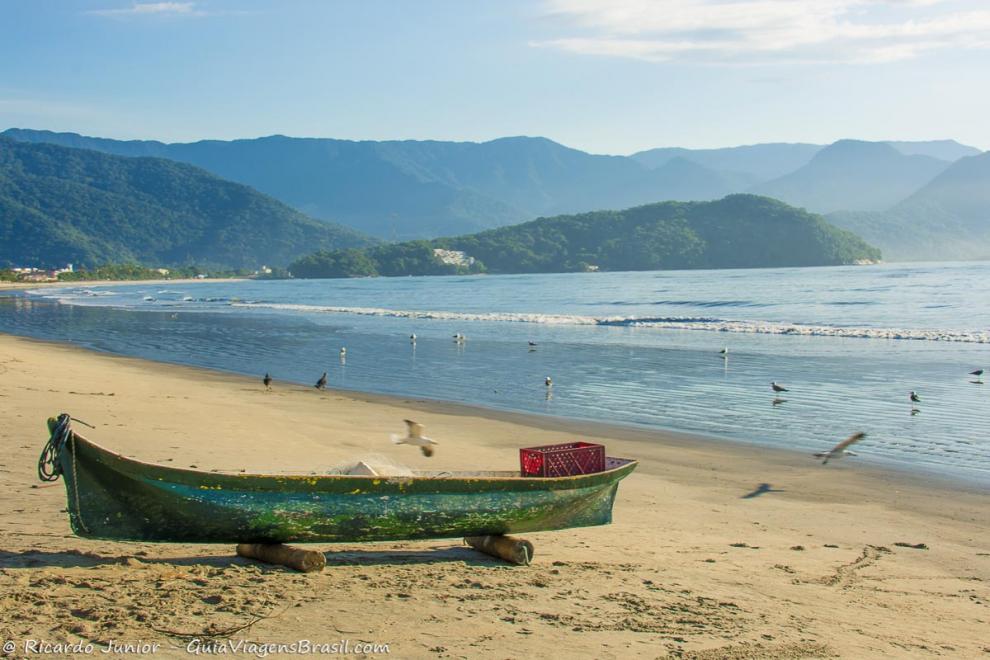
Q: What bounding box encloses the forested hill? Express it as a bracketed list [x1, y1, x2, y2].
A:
[290, 195, 881, 278]
[0, 138, 372, 269]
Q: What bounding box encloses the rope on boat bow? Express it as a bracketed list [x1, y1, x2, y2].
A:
[38, 413, 71, 482]
[38, 413, 93, 482]
[38, 413, 93, 533]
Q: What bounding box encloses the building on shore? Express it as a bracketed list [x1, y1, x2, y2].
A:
[433, 249, 475, 267]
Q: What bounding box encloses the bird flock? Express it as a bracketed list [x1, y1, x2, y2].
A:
[259, 338, 982, 466]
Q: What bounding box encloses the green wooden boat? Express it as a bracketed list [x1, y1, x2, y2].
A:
[40, 415, 637, 544]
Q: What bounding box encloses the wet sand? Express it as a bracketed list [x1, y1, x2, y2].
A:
[0, 333, 987, 658]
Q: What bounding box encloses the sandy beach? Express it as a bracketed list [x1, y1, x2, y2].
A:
[0, 333, 987, 659]
[0, 278, 245, 291]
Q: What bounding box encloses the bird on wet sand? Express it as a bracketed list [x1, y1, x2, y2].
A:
[391, 419, 438, 457]
[814, 432, 866, 465]
[970, 369, 984, 383]
[315, 372, 328, 390]
[910, 391, 921, 404]
[545, 376, 553, 388]
[410, 333, 417, 344]
[771, 382, 788, 394]
[263, 373, 272, 391]
[339, 347, 347, 359]
[719, 347, 728, 357]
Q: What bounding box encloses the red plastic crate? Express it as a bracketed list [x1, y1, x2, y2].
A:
[520, 442, 606, 477]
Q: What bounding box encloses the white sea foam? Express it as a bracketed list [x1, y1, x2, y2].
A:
[230, 302, 989, 343]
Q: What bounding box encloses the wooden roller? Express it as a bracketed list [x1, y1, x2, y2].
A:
[464, 535, 534, 565]
[236, 543, 326, 572]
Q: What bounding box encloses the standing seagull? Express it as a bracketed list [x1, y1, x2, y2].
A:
[771, 382, 788, 394]
[263, 372, 272, 391]
[970, 369, 984, 383]
[545, 375, 553, 388]
[339, 347, 347, 358]
[814, 432, 866, 465]
[410, 333, 417, 344]
[910, 390, 921, 404]
[719, 347, 729, 358]
[391, 419, 438, 457]
[315, 372, 328, 390]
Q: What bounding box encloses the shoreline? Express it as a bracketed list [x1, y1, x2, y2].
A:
[3, 328, 986, 494]
[1, 331, 988, 657]
[0, 276, 248, 291]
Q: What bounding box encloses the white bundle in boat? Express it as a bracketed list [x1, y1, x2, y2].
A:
[324, 453, 414, 477]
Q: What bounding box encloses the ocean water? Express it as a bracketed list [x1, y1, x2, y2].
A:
[2, 261, 988, 484]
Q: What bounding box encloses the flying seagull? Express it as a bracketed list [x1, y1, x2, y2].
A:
[910, 391, 921, 403]
[263, 372, 272, 391]
[391, 419, 438, 457]
[814, 432, 866, 465]
[771, 382, 788, 393]
[315, 372, 328, 390]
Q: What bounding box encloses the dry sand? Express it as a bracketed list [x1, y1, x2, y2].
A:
[0, 333, 987, 658]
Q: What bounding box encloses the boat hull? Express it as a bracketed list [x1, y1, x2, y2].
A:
[56, 431, 637, 544]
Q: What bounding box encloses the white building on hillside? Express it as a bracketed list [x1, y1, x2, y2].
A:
[433, 248, 475, 267]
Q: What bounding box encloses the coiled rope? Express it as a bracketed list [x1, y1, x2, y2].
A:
[37, 413, 93, 532]
[38, 413, 73, 482]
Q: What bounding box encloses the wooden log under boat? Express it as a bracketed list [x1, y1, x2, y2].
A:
[42, 415, 637, 544]
[236, 543, 327, 572]
[464, 535, 534, 565]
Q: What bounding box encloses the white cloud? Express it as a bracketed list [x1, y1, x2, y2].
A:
[532, 0, 990, 64]
[88, 2, 203, 18]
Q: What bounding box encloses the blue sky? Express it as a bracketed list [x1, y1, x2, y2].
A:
[2, 0, 988, 153]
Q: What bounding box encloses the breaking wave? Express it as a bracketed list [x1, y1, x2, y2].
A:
[230, 302, 989, 343]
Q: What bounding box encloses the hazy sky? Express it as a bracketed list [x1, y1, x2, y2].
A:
[2, 0, 988, 153]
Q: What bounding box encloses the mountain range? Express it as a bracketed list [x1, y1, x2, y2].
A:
[2, 128, 987, 262]
[751, 140, 951, 214]
[0, 137, 371, 269]
[828, 152, 990, 261]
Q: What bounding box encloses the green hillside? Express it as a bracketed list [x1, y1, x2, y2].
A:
[0, 138, 372, 269]
[290, 195, 881, 278]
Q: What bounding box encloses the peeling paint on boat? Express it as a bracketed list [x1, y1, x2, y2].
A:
[53, 429, 637, 544]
